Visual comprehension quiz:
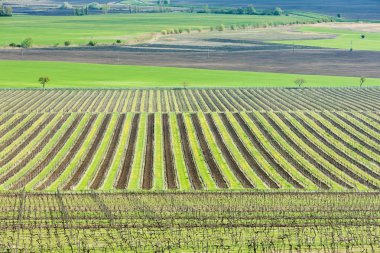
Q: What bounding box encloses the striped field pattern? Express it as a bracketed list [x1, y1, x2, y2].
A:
[0, 88, 379, 191]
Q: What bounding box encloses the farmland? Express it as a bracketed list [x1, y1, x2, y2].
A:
[1, 60, 380, 88]
[0, 88, 379, 191]
[0, 13, 325, 47]
[1, 1, 380, 251]
[1, 192, 380, 251]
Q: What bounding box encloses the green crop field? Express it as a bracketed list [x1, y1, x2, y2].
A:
[272, 26, 380, 51]
[0, 13, 322, 47]
[1, 60, 379, 88]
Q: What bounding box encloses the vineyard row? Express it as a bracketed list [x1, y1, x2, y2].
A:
[0, 111, 379, 191]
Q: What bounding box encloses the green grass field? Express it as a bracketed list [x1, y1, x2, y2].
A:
[0, 13, 320, 47]
[272, 26, 380, 51]
[0, 60, 379, 88]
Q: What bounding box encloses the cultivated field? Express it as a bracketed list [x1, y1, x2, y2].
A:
[0, 88, 379, 191]
[1, 61, 380, 88]
[1, 192, 379, 251]
[0, 13, 325, 47]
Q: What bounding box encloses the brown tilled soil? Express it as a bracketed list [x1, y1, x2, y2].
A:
[191, 114, 228, 188]
[278, 113, 378, 189]
[305, 112, 379, 168]
[115, 114, 140, 189]
[247, 113, 330, 190]
[36, 114, 97, 190]
[176, 114, 203, 190]
[233, 113, 304, 189]
[10, 114, 84, 190]
[321, 114, 380, 156]
[91, 114, 126, 190]
[205, 114, 253, 188]
[291, 113, 380, 186]
[63, 114, 111, 190]
[0, 114, 70, 185]
[219, 113, 279, 189]
[261, 112, 352, 189]
[1, 47, 380, 77]
[162, 114, 177, 189]
[0, 114, 55, 167]
[142, 114, 154, 189]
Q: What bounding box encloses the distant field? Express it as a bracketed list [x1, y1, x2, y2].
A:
[272, 26, 380, 51]
[0, 13, 320, 47]
[1, 60, 379, 88]
[174, 0, 380, 20]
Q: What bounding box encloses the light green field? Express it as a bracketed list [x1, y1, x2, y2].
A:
[272, 26, 380, 51]
[0, 13, 319, 47]
[0, 60, 379, 88]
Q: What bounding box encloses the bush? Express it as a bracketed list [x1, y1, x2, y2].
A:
[9, 43, 16, 47]
[116, 39, 122, 43]
[185, 28, 191, 33]
[161, 30, 167, 35]
[87, 40, 97, 46]
[21, 38, 33, 48]
[64, 41, 71, 46]
[230, 24, 237, 30]
[216, 24, 225, 32]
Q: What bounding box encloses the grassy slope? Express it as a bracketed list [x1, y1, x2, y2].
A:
[272, 26, 380, 51]
[1, 60, 379, 88]
[0, 13, 314, 47]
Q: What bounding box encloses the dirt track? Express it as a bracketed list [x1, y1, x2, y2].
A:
[2, 46, 380, 78]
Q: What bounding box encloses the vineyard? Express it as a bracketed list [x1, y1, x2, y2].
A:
[0, 88, 379, 191]
[0, 192, 379, 251]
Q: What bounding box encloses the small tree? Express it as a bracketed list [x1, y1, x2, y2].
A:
[38, 77, 50, 88]
[21, 38, 33, 48]
[294, 78, 306, 88]
[64, 41, 71, 46]
[360, 77, 366, 87]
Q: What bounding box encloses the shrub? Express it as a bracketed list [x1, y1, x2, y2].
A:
[9, 43, 16, 47]
[216, 24, 225, 32]
[230, 24, 236, 30]
[161, 30, 167, 35]
[21, 38, 33, 48]
[185, 28, 191, 33]
[64, 41, 71, 46]
[116, 39, 122, 43]
[87, 40, 97, 46]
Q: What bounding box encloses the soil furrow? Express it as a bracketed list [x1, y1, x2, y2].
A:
[219, 113, 279, 188]
[142, 114, 154, 189]
[63, 114, 111, 190]
[35, 115, 97, 190]
[162, 114, 177, 189]
[91, 114, 126, 189]
[262, 113, 352, 189]
[205, 114, 253, 188]
[234, 113, 303, 189]
[177, 114, 203, 190]
[10, 114, 84, 190]
[248, 113, 329, 190]
[0, 114, 55, 168]
[115, 114, 140, 189]
[191, 114, 228, 188]
[0, 114, 70, 185]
